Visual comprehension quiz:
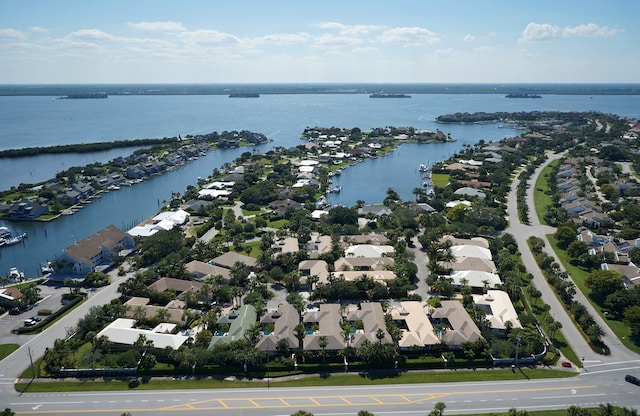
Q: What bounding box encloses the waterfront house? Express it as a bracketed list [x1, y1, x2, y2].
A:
[52, 224, 135, 279]
[5, 199, 49, 220]
[357, 205, 392, 217]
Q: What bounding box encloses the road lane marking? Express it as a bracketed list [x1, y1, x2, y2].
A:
[11, 384, 600, 414]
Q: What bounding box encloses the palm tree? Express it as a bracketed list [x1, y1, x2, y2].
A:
[293, 323, 306, 351]
[599, 403, 615, 416]
[155, 308, 171, 323]
[318, 335, 328, 363]
[132, 305, 146, 322]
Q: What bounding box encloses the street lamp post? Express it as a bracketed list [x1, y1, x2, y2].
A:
[514, 334, 521, 368]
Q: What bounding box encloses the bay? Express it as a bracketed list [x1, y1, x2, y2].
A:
[1, 92, 638, 278]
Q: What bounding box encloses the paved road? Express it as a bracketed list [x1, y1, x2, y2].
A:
[505, 151, 640, 366]
[0, 268, 132, 389]
[5, 367, 640, 415]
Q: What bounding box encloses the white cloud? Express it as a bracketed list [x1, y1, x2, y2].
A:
[378, 27, 439, 46]
[67, 29, 115, 41]
[0, 28, 26, 40]
[177, 29, 239, 46]
[254, 32, 311, 46]
[563, 23, 617, 38]
[313, 33, 362, 48]
[128, 21, 186, 33]
[464, 34, 476, 42]
[519, 22, 561, 42]
[317, 21, 382, 37]
[29, 26, 49, 33]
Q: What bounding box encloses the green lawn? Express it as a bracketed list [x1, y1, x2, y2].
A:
[547, 235, 640, 355]
[533, 161, 559, 224]
[431, 173, 450, 188]
[0, 344, 19, 361]
[16, 368, 574, 393]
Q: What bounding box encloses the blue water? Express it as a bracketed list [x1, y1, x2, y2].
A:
[1, 92, 639, 277]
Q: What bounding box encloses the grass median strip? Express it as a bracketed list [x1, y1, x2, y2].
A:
[15, 368, 574, 393]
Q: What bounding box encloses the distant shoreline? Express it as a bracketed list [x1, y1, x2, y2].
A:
[2, 83, 640, 96]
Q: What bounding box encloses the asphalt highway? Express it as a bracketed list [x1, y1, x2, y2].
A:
[4, 365, 640, 416]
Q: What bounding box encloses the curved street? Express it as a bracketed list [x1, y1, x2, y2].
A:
[505, 151, 640, 367]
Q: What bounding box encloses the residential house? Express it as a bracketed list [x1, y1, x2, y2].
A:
[256, 303, 299, 352]
[344, 303, 392, 348]
[52, 225, 135, 280]
[303, 304, 345, 352]
[185, 260, 231, 283]
[210, 252, 257, 271]
[5, 199, 49, 220]
[208, 305, 258, 349]
[0, 287, 22, 308]
[390, 301, 440, 350]
[96, 318, 196, 350]
[298, 260, 329, 289]
[472, 290, 522, 335]
[429, 300, 483, 348]
[334, 257, 394, 272]
[345, 244, 395, 258]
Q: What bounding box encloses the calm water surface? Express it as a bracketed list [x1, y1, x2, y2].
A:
[1, 93, 638, 276]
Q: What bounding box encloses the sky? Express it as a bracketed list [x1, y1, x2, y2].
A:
[0, 0, 638, 84]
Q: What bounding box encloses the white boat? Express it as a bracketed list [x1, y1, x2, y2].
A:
[9, 267, 25, 282]
[2, 233, 27, 245]
[41, 262, 54, 275]
[0, 227, 26, 247]
[419, 163, 430, 172]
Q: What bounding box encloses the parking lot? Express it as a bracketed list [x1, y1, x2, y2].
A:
[0, 280, 68, 346]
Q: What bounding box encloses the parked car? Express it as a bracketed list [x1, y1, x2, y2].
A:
[625, 374, 640, 386]
[9, 307, 21, 315]
[561, 361, 572, 368]
[30, 316, 42, 322]
[23, 318, 36, 327]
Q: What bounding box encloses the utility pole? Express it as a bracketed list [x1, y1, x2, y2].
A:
[28, 346, 35, 380]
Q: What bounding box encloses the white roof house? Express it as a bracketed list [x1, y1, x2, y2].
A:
[451, 245, 492, 260]
[345, 244, 395, 258]
[454, 187, 486, 200]
[445, 200, 472, 208]
[299, 160, 320, 166]
[203, 181, 235, 190]
[198, 189, 232, 198]
[96, 318, 198, 350]
[472, 290, 522, 333]
[128, 209, 190, 237]
[450, 270, 501, 289]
